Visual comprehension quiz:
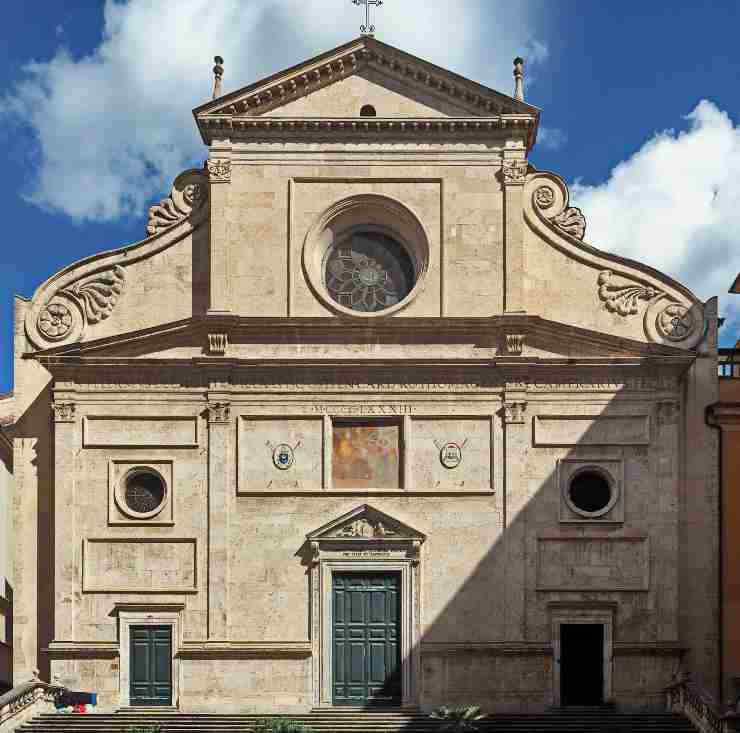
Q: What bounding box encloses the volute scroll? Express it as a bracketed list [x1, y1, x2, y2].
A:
[25, 168, 209, 351]
[523, 170, 707, 350]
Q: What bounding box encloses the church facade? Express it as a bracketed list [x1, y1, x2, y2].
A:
[3, 37, 720, 713]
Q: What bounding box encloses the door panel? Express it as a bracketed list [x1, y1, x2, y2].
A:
[129, 625, 172, 706]
[333, 573, 401, 706]
[560, 623, 604, 706]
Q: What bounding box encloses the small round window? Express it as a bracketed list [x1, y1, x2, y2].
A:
[566, 468, 616, 518]
[121, 468, 167, 518]
[323, 230, 416, 313]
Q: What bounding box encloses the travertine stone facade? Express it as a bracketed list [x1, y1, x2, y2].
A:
[1, 36, 719, 713]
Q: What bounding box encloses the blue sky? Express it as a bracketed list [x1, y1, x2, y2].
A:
[1, 0, 739, 392]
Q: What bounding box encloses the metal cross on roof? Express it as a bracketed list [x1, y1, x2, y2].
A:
[352, 0, 383, 36]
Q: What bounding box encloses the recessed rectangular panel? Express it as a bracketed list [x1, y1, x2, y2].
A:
[534, 415, 650, 446]
[83, 538, 197, 593]
[332, 420, 401, 490]
[537, 537, 649, 591]
[83, 416, 197, 447]
[411, 417, 492, 491]
[239, 417, 323, 492]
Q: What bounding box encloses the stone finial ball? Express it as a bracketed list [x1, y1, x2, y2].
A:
[214, 56, 224, 65]
[514, 57, 524, 67]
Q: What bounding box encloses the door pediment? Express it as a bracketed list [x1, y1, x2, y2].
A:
[307, 504, 425, 546]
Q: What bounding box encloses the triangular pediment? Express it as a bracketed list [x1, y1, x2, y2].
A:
[307, 505, 425, 542]
[194, 36, 539, 144]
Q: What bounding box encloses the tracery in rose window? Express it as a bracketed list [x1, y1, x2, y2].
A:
[324, 231, 415, 313]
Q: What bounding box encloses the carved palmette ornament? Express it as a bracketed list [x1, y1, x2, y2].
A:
[147, 172, 207, 236]
[597, 270, 664, 316]
[501, 160, 528, 185]
[206, 159, 231, 182]
[65, 265, 125, 324]
[36, 265, 126, 343]
[552, 207, 586, 240]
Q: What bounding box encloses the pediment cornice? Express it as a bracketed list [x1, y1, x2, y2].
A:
[193, 36, 540, 146]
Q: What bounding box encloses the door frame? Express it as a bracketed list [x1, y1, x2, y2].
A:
[117, 605, 183, 708]
[312, 558, 421, 709]
[549, 604, 614, 707]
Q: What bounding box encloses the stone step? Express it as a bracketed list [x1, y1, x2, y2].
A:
[18, 711, 698, 733]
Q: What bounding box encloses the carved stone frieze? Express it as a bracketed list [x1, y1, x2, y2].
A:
[503, 401, 528, 424]
[334, 518, 397, 538]
[207, 333, 229, 355]
[552, 207, 586, 240]
[207, 402, 231, 423]
[656, 401, 681, 427]
[52, 402, 76, 423]
[597, 270, 664, 316]
[207, 159, 232, 183]
[505, 334, 525, 355]
[501, 160, 528, 186]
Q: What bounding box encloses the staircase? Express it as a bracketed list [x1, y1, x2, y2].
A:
[17, 708, 699, 733]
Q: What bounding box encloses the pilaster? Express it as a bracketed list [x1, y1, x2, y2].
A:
[52, 399, 77, 643]
[206, 157, 232, 315]
[206, 397, 232, 639]
[502, 383, 528, 641]
[501, 157, 528, 314]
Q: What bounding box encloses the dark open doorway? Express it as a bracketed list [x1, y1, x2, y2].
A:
[560, 623, 604, 706]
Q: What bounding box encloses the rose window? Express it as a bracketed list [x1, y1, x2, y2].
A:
[323, 231, 416, 313]
[123, 470, 166, 516]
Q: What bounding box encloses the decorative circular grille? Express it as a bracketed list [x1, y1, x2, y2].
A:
[568, 470, 612, 514]
[324, 231, 416, 313]
[124, 470, 166, 515]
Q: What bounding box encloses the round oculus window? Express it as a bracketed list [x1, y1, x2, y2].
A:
[567, 469, 613, 516]
[123, 469, 166, 517]
[323, 231, 416, 313]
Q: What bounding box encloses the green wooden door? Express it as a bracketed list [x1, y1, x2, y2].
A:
[130, 626, 172, 706]
[333, 573, 401, 706]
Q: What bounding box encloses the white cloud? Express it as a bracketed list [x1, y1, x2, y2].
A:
[571, 100, 740, 341]
[538, 126, 567, 151]
[3, 0, 547, 223]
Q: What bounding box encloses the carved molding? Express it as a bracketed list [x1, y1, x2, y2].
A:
[598, 270, 664, 317]
[505, 334, 525, 355]
[147, 173, 207, 236]
[207, 402, 231, 423]
[207, 333, 229, 355]
[504, 401, 527, 424]
[206, 159, 231, 183]
[52, 402, 76, 423]
[501, 159, 528, 186]
[552, 207, 586, 240]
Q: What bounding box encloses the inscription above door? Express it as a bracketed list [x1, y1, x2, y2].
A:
[333, 573, 401, 706]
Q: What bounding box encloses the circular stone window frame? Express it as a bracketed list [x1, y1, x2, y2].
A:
[563, 464, 619, 519]
[302, 194, 431, 319]
[114, 466, 169, 520]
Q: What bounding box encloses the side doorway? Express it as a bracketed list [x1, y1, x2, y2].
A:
[560, 623, 604, 706]
[130, 625, 173, 706]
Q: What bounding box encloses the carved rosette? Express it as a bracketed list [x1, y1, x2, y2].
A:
[147, 169, 208, 236]
[656, 303, 695, 342]
[534, 185, 555, 209]
[501, 160, 528, 186]
[36, 265, 127, 346]
[598, 270, 663, 316]
[207, 159, 232, 183]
